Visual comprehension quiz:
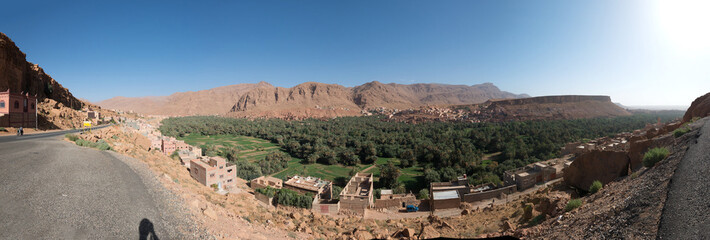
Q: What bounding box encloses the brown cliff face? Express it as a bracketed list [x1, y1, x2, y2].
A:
[97, 82, 272, 116]
[232, 82, 359, 112]
[352, 81, 527, 110]
[683, 92, 710, 123]
[0, 32, 83, 109]
[228, 81, 527, 119]
[482, 95, 631, 121]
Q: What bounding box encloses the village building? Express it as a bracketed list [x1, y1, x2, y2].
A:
[430, 190, 460, 211]
[250, 176, 283, 189]
[504, 158, 569, 190]
[189, 156, 237, 188]
[374, 190, 418, 209]
[429, 175, 470, 199]
[0, 90, 37, 128]
[339, 172, 374, 215]
[284, 175, 333, 200]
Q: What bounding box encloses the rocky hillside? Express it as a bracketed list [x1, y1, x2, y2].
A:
[352, 81, 527, 110]
[97, 82, 271, 116]
[0, 32, 103, 129]
[389, 95, 632, 123]
[683, 91, 710, 123]
[0, 32, 84, 110]
[227, 81, 527, 119]
[480, 95, 632, 121]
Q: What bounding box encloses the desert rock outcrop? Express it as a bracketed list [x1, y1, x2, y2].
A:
[683, 92, 710, 123]
[0, 32, 83, 110]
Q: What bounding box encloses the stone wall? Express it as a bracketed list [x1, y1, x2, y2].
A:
[463, 185, 517, 203]
[254, 192, 274, 206]
[312, 199, 339, 215]
[430, 198, 460, 211]
[339, 196, 370, 215]
[374, 194, 418, 209]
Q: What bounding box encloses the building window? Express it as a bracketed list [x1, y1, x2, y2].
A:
[0, 101, 4, 108]
[14, 101, 19, 109]
[227, 179, 232, 182]
[227, 169, 233, 173]
[219, 166, 223, 169]
[31, 103, 34, 109]
[219, 175, 224, 178]
[210, 173, 215, 177]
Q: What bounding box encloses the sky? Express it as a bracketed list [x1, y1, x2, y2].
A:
[2, 0, 709, 107]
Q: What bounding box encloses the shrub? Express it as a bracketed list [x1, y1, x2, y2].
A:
[65, 134, 79, 141]
[530, 214, 546, 226]
[643, 147, 670, 168]
[275, 188, 313, 209]
[0, 127, 6, 132]
[418, 189, 430, 200]
[673, 127, 690, 138]
[75, 139, 94, 147]
[255, 186, 278, 198]
[565, 199, 582, 212]
[589, 180, 603, 194]
[95, 140, 111, 151]
[630, 172, 639, 179]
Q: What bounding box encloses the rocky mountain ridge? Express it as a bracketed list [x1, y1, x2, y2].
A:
[98, 80, 528, 118]
[98, 82, 271, 116]
[0, 32, 83, 110]
[227, 81, 528, 119]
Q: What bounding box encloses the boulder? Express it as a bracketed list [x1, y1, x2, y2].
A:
[501, 220, 516, 232]
[393, 228, 416, 238]
[683, 92, 710, 123]
[564, 150, 630, 190]
[522, 203, 534, 221]
[202, 205, 218, 219]
[419, 225, 440, 239]
[352, 229, 374, 240]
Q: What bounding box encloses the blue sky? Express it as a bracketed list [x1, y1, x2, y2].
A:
[2, 0, 709, 106]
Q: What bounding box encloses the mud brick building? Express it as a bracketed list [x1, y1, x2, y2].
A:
[339, 172, 374, 215]
[0, 90, 36, 128]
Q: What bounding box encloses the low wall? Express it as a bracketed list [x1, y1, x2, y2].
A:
[254, 192, 273, 206]
[312, 199, 339, 215]
[374, 194, 418, 209]
[340, 196, 370, 215]
[463, 185, 517, 203]
[431, 198, 460, 211]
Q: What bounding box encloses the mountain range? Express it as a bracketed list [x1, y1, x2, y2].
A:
[98, 81, 529, 118]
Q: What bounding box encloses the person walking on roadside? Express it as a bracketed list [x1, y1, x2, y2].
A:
[19, 126, 23, 136]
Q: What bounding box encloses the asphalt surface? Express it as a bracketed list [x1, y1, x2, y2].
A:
[0, 127, 199, 239]
[658, 118, 710, 239]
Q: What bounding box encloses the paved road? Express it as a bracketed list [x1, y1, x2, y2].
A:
[658, 118, 710, 239]
[0, 127, 201, 239]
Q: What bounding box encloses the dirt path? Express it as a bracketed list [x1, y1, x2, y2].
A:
[658, 118, 710, 239]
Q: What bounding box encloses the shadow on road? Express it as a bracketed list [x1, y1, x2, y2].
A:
[139, 218, 160, 240]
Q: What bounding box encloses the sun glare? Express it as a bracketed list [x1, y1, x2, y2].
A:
[654, 0, 710, 54]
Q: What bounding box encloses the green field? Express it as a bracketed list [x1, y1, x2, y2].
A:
[177, 134, 426, 187]
[179, 134, 282, 163]
[363, 158, 426, 191]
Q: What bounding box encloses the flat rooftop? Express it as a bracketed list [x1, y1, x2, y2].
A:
[432, 190, 459, 200]
[285, 175, 330, 192]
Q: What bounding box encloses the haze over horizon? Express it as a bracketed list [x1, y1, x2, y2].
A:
[2, 0, 709, 106]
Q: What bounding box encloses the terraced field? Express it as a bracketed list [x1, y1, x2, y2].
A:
[178, 134, 282, 163]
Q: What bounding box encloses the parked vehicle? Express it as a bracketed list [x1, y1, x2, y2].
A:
[406, 205, 419, 212]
